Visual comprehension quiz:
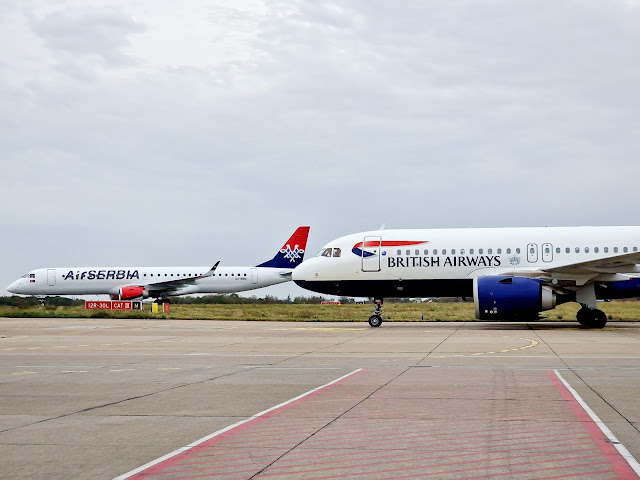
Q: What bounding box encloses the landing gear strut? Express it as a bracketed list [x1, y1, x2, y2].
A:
[368, 298, 383, 327]
[576, 307, 607, 329]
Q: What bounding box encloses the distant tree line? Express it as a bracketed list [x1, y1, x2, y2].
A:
[0, 295, 473, 307]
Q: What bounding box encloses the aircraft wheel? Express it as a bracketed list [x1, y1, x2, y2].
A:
[590, 309, 607, 329]
[368, 315, 382, 328]
[577, 308, 607, 328]
[576, 308, 590, 326]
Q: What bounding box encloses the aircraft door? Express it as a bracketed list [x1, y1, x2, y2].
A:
[47, 269, 56, 286]
[542, 243, 553, 262]
[527, 243, 538, 263]
[250, 268, 258, 284]
[361, 236, 382, 272]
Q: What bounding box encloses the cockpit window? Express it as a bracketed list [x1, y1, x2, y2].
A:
[321, 248, 333, 257]
[333, 248, 341, 257]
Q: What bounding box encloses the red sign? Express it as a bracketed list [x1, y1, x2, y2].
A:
[85, 301, 132, 310]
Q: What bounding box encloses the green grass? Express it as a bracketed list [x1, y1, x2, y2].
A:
[1, 301, 640, 322]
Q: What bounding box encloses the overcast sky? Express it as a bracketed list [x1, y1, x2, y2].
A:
[2, 0, 640, 298]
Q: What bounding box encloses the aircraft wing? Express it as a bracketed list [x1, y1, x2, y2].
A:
[541, 252, 640, 275]
[493, 252, 640, 288]
[145, 262, 219, 294]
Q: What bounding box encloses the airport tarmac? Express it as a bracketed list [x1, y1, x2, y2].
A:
[1, 317, 640, 479]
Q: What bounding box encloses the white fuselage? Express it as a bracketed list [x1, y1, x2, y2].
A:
[8, 266, 291, 298]
[292, 226, 640, 299]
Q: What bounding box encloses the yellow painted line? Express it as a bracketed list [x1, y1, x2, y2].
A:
[12, 371, 38, 375]
[3, 348, 16, 351]
[110, 369, 135, 372]
[62, 370, 88, 373]
[432, 335, 539, 358]
[78, 345, 89, 347]
[27, 347, 41, 350]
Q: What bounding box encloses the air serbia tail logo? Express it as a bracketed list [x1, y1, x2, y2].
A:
[352, 240, 428, 257]
[257, 226, 311, 268]
[281, 244, 305, 263]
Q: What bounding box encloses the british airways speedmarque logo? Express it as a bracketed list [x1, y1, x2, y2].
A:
[281, 244, 305, 262]
[352, 240, 428, 257]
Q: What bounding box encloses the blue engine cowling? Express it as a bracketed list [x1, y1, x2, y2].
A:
[473, 276, 556, 320]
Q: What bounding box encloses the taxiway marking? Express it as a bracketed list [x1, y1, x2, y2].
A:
[113, 368, 364, 480]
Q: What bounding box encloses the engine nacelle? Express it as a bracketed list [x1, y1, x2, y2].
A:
[473, 276, 556, 320]
[113, 286, 149, 300]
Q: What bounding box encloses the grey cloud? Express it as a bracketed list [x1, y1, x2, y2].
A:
[28, 7, 146, 65]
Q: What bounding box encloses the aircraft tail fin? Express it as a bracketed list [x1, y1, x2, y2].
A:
[256, 226, 310, 268]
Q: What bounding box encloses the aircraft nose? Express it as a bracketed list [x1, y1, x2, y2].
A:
[7, 280, 21, 294]
[292, 258, 315, 284]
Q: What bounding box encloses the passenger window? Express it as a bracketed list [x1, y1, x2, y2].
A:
[614, 247, 619, 253]
[594, 247, 599, 253]
[604, 247, 609, 253]
[516, 248, 521, 254]
[497, 248, 502, 254]
[479, 249, 483, 254]
[424, 249, 429, 255]
[555, 248, 560, 254]
[507, 248, 511, 254]
[333, 248, 341, 257]
[624, 247, 629, 253]
[470, 249, 474, 254]
[442, 249, 447, 255]
[585, 247, 589, 253]
[575, 247, 580, 253]
[451, 249, 455, 255]
[565, 248, 570, 253]
[321, 248, 332, 257]
[488, 248, 492, 254]
[460, 249, 465, 255]
[433, 249, 438, 255]
[415, 249, 419, 255]
[634, 247, 638, 252]
[397, 250, 401, 255]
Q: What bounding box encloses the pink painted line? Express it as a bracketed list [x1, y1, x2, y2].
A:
[309, 429, 590, 450]
[548, 370, 640, 479]
[264, 453, 604, 480]
[383, 462, 614, 480]
[113, 368, 363, 480]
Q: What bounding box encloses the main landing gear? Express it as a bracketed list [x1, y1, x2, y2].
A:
[368, 298, 383, 327]
[576, 307, 607, 329]
[575, 284, 606, 329]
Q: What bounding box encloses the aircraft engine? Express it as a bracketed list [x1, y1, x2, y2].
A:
[473, 276, 556, 320]
[114, 286, 149, 300]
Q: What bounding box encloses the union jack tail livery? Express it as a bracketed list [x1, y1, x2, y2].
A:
[257, 226, 310, 268]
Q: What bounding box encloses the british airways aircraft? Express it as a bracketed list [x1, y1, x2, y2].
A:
[292, 226, 640, 328]
[8, 227, 310, 302]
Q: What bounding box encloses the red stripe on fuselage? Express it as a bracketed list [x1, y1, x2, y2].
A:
[353, 240, 428, 249]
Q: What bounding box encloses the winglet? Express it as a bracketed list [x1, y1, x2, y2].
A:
[200, 261, 220, 278]
[256, 226, 310, 268]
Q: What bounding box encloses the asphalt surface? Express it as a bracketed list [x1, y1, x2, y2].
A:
[2, 317, 640, 479]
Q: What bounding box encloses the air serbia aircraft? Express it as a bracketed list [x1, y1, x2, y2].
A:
[292, 226, 640, 329]
[8, 226, 310, 302]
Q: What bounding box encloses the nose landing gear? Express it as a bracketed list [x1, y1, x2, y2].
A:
[368, 298, 383, 327]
